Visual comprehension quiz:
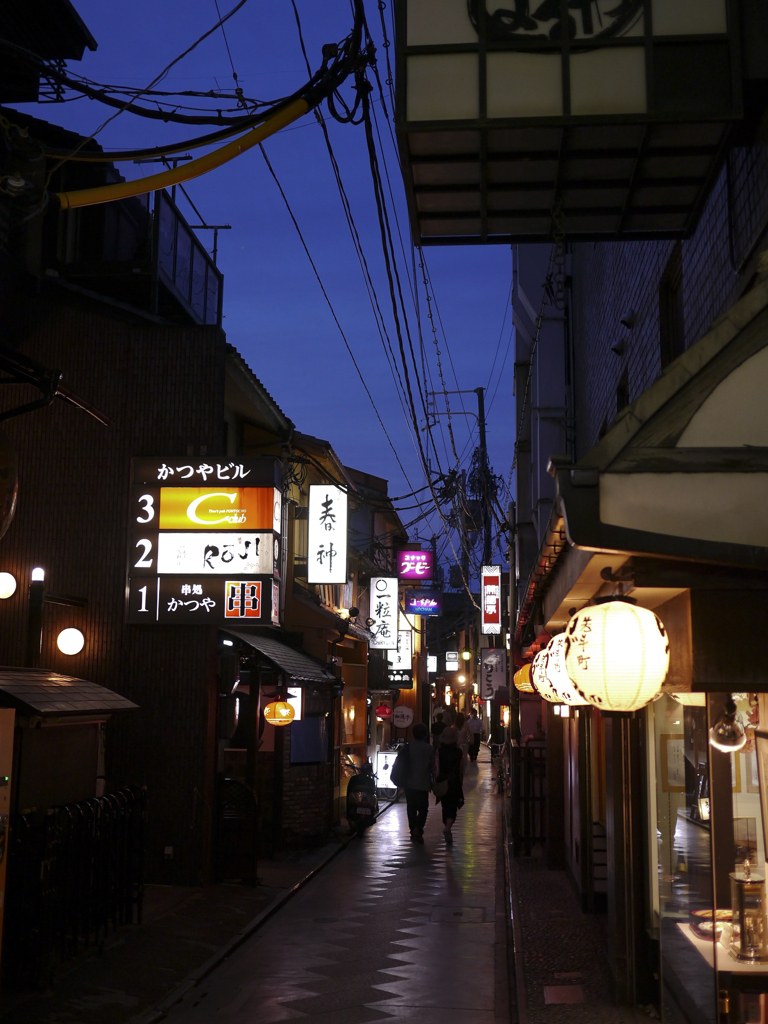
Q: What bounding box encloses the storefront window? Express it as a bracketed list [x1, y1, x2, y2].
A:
[340, 687, 367, 799]
[651, 693, 768, 1024]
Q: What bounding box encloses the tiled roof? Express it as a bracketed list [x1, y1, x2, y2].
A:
[0, 668, 138, 716]
[222, 633, 335, 683]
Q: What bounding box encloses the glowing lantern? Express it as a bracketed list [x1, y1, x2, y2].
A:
[264, 701, 295, 726]
[531, 648, 559, 703]
[513, 664, 535, 694]
[564, 601, 670, 713]
[671, 693, 706, 707]
[57, 627, 85, 655]
[545, 634, 590, 706]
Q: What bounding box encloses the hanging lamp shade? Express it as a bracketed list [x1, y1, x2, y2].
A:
[563, 601, 670, 712]
[531, 648, 559, 703]
[545, 633, 590, 706]
[513, 663, 535, 694]
[264, 700, 295, 727]
[671, 693, 706, 707]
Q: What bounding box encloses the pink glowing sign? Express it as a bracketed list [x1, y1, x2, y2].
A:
[397, 549, 434, 580]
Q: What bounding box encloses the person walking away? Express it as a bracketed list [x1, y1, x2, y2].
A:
[454, 712, 471, 762]
[404, 723, 433, 843]
[434, 727, 464, 844]
[466, 708, 485, 762]
[431, 711, 446, 747]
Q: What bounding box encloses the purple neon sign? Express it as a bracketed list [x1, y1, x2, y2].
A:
[397, 549, 434, 580]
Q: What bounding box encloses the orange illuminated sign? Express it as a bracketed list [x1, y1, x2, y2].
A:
[158, 488, 276, 531]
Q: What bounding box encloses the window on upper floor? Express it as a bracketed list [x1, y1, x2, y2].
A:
[659, 243, 685, 370]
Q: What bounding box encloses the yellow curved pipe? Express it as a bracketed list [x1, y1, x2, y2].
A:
[56, 97, 310, 210]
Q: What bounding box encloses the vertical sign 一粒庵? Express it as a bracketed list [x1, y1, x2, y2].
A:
[480, 648, 507, 700]
[481, 566, 502, 635]
[307, 485, 348, 585]
[369, 577, 398, 650]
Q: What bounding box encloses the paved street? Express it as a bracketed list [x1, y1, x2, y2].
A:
[163, 757, 508, 1024]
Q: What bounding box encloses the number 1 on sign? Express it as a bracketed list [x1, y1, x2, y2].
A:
[137, 586, 148, 613]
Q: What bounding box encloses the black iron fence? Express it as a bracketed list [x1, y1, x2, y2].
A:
[510, 747, 546, 856]
[4, 785, 146, 988]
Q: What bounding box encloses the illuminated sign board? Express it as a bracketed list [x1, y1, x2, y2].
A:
[387, 629, 414, 687]
[127, 459, 283, 626]
[480, 648, 507, 699]
[155, 532, 277, 575]
[307, 485, 348, 584]
[427, 655, 437, 673]
[404, 590, 441, 616]
[369, 577, 398, 650]
[445, 651, 459, 672]
[397, 549, 433, 580]
[481, 565, 502, 636]
[127, 576, 277, 624]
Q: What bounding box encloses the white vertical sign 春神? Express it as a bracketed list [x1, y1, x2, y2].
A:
[307, 485, 347, 584]
[369, 577, 398, 650]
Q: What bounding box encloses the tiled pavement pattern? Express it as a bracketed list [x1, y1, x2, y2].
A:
[164, 758, 508, 1024]
[513, 857, 651, 1024]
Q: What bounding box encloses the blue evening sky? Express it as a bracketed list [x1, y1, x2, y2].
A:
[17, 0, 515, 553]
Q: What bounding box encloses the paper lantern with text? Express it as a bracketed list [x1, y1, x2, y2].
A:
[513, 664, 535, 694]
[564, 601, 669, 712]
[264, 701, 295, 726]
[545, 633, 590, 706]
[531, 648, 559, 703]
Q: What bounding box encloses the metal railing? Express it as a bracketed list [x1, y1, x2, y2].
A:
[4, 785, 146, 988]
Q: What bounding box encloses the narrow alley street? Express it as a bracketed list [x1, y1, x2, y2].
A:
[159, 757, 508, 1024]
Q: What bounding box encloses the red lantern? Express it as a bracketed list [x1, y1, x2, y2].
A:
[375, 704, 392, 719]
[264, 701, 295, 726]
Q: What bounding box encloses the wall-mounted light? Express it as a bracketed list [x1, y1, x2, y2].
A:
[461, 649, 472, 661]
[57, 627, 84, 656]
[222, 639, 234, 647]
[31, 567, 45, 582]
[709, 697, 747, 753]
[0, 572, 16, 599]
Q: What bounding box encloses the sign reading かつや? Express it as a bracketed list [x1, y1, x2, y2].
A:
[127, 458, 282, 626]
[307, 485, 348, 585]
[481, 566, 502, 635]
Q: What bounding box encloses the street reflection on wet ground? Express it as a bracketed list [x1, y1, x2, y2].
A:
[164, 756, 507, 1024]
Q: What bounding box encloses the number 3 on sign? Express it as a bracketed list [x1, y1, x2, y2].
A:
[136, 494, 154, 523]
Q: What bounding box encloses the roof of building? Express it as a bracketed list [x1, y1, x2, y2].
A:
[0, 668, 138, 716]
[224, 344, 294, 438]
[0, 0, 97, 60]
[222, 632, 336, 683]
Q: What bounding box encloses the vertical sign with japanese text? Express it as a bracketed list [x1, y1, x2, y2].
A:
[307, 485, 348, 585]
[481, 566, 502, 635]
[480, 648, 507, 699]
[387, 629, 414, 687]
[369, 577, 398, 650]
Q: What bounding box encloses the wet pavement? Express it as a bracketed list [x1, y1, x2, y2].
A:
[161, 756, 508, 1024]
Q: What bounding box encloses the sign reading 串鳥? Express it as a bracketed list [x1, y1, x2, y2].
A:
[480, 648, 507, 700]
[397, 549, 433, 580]
[387, 629, 414, 687]
[369, 577, 398, 650]
[404, 590, 441, 616]
[127, 458, 283, 626]
[307, 485, 348, 585]
[481, 566, 502, 635]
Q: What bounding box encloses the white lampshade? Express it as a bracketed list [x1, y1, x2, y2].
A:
[531, 648, 559, 703]
[0, 572, 16, 599]
[545, 633, 590, 706]
[564, 601, 670, 712]
[57, 628, 84, 656]
[671, 693, 706, 707]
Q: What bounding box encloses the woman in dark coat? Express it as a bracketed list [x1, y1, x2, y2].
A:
[434, 726, 464, 844]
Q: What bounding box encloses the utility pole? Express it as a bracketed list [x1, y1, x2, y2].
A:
[474, 386, 492, 566]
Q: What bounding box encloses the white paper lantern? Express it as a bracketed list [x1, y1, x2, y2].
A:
[545, 633, 590, 706]
[531, 648, 559, 703]
[57, 627, 84, 656]
[563, 601, 670, 713]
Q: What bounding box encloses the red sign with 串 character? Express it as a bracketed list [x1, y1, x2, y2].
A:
[225, 580, 261, 618]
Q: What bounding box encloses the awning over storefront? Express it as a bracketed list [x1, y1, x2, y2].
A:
[0, 668, 138, 717]
[556, 273, 768, 570]
[223, 632, 336, 684]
